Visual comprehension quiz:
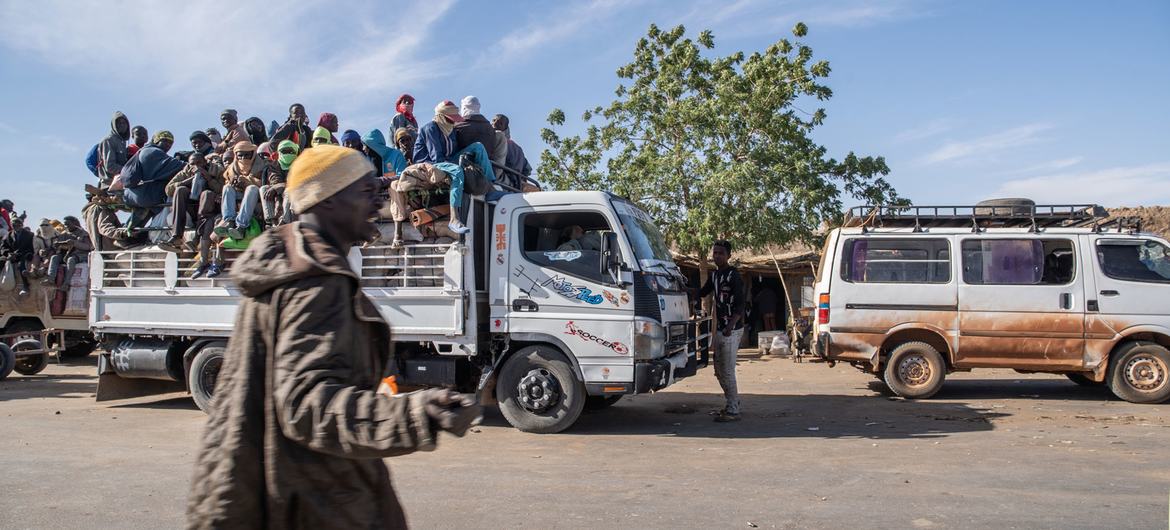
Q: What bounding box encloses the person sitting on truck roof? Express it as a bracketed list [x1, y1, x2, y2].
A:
[491, 114, 533, 190]
[187, 144, 480, 528]
[127, 125, 148, 158]
[340, 129, 363, 151]
[413, 100, 497, 235]
[260, 140, 299, 228]
[696, 239, 746, 423]
[96, 111, 131, 189]
[44, 216, 91, 291]
[454, 96, 506, 166]
[1, 217, 34, 296]
[311, 125, 333, 147]
[317, 112, 340, 145]
[243, 116, 268, 146]
[390, 93, 418, 144]
[394, 127, 414, 165]
[204, 127, 223, 148]
[121, 131, 185, 214]
[361, 129, 407, 181]
[215, 141, 266, 240]
[30, 218, 58, 278]
[219, 109, 249, 154]
[271, 103, 313, 150]
[159, 150, 224, 254]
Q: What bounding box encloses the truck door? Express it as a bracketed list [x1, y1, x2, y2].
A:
[504, 206, 636, 380]
[1084, 235, 1170, 351]
[955, 236, 1084, 369]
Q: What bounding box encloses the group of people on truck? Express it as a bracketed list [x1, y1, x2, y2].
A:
[83, 94, 535, 279]
[1, 199, 92, 298]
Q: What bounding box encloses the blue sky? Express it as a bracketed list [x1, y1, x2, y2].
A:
[0, 0, 1167, 222]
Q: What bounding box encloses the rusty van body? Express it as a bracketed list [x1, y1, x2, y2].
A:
[811, 204, 1170, 404]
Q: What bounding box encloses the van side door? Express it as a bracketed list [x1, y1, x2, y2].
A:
[1085, 235, 1170, 350]
[955, 236, 1084, 369]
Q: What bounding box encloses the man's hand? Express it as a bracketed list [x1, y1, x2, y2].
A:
[419, 388, 481, 437]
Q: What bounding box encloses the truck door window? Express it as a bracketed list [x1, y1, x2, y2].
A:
[961, 239, 1075, 285]
[1096, 239, 1170, 283]
[520, 211, 612, 283]
[839, 238, 950, 283]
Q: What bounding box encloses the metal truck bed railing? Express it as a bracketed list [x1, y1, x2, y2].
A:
[358, 243, 458, 289]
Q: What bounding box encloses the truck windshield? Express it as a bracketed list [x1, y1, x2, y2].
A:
[612, 200, 674, 267]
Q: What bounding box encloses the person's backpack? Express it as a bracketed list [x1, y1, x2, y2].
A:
[459, 152, 492, 196]
[85, 143, 100, 177]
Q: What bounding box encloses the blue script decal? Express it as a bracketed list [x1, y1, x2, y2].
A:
[544, 274, 604, 304]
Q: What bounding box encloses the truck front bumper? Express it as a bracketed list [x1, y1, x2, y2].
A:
[633, 349, 695, 394]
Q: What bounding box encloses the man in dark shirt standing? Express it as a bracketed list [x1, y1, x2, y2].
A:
[697, 239, 746, 422]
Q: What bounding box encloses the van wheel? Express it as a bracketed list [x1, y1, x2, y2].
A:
[188, 344, 226, 413]
[496, 345, 585, 433]
[1065, 373, 1101, 386]
[883, 342, 946, 399]
[0, 343, 15, 381]
[12, 340, 49, 375]
[1107, 341, 1170, 404]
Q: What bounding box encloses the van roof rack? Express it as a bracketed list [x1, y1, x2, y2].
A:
[844, 204, 1109, 232]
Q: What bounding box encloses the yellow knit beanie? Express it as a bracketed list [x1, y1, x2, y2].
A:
[286, 145, 374, 213]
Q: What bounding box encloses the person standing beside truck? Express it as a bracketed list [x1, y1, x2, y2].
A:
[187, 145, 481, 529]
[697, 239, 746, 422]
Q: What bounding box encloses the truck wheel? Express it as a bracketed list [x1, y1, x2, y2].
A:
[0, 343, 15, 381]
[1065, 373, 1101, 386]
[12, 340, 49, 376]
[584, 395, 622, 411]
[496, 345, 585, 433]
[883, 342, 946, 399]
[188, 344, 226, 413]
[1107, 341, 1170, 404]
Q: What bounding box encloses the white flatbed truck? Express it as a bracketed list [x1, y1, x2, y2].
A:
[89, 191, 711, 432]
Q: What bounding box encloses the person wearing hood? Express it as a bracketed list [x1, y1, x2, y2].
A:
[96, 111, 131, 188]
[128, 125, 149, 158]
[491, 114, 533, 189]
[216, 141, 267, 240]
[244, 116, 268, 146]
[393, 127, 414, 165]
[205, 127, 224, 148]
[30, 218, 59, 279]
[121, 131, 186, 210]
[390, 93, 418, 143]
[311, 126, 334, 147]
[272, 103, 314, 150]
[82, 192, 144, 252]
[454, 95, 504, 164]
[219, 109, 249, 153]
[413, 100, 497, 235]
[317, 113, 340, 144]
[361, 129, 406, 180]
[260, 140, 299, 227]
[187, 145, 480, 529]
[340, 129, 363, 151]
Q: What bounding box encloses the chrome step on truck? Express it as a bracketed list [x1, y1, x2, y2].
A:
[91, 191, 711, 433]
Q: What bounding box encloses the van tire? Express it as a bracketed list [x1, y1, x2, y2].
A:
[496, 345, 585, 433]
[1065, 373, 1101, 386]
[1107, 341, 1170, 404]
[188, 344, 226, 413]
[883, 342, 946, 399]
[0, 343, 15, 381]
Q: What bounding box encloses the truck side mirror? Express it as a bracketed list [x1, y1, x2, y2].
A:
[600, 231, 623, 283]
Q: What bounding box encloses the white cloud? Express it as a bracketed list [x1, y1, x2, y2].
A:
[0, 0, 455, 108]
[915, 123, 1052, 165]
[991, 163, 1170, 207]
[475, 0, 640, 69]
[893, 119, 954, 143]
[998, 156, 1084, 175]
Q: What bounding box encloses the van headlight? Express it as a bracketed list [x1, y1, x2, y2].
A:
[633, 318, 665, 360]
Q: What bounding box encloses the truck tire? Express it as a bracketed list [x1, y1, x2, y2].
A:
[12, 339, 49, 375]
[0, 343, 14, 381]
[1107, 341, 1170, 404]
[882, 341, 946, 399]
[1065, 373, 1101, 386]
[188, 344, 226, 413]
[584, 395, 622, 411]
[496, 345, 585, 433]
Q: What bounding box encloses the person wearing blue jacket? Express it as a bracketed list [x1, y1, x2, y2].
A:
[121, 131, 185, 210]
[411, 100, 495, 235]
[361, 129, 407, 180]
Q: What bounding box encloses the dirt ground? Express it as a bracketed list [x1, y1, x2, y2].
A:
[1, 352, 1168, 530]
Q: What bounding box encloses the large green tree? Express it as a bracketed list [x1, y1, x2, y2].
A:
[539, 23, 900, 259]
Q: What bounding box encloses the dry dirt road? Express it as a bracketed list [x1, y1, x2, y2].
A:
[2, 352, 1167, 529]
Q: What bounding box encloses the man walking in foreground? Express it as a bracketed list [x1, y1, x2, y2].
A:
[697, 239, 746, 422]
[187, 145, 480, 529]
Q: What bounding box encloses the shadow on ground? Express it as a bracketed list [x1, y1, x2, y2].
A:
[864, 378, 1117, 401]
[482, 392, 1010, 439]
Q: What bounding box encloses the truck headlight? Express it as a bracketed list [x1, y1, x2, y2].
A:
[633, 318, 665, 360]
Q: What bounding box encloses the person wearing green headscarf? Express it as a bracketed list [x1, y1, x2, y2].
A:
[260, 140, 299, 226]
[311, 125, 336, 146]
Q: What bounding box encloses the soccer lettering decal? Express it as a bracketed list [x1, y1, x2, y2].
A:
[564, 321, 629, 355]
[494, 224, 507, 251]
[543, 274, 603, 304]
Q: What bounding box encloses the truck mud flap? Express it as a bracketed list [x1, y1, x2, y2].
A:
[95, 371, 185, 402]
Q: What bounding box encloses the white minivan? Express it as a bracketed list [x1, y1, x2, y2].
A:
[811, 203, 1170, 404]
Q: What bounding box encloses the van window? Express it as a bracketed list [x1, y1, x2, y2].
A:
[839, 238, 951, 283]
[520, 211, 612, 283]
[1096, 239, 1170, 283]
[961, 239, 1075, 285]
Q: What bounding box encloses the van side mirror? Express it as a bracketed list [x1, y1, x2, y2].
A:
[600, 232, 623, 283]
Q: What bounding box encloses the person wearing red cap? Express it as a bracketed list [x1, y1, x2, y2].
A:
[390, 93, 418, 143]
